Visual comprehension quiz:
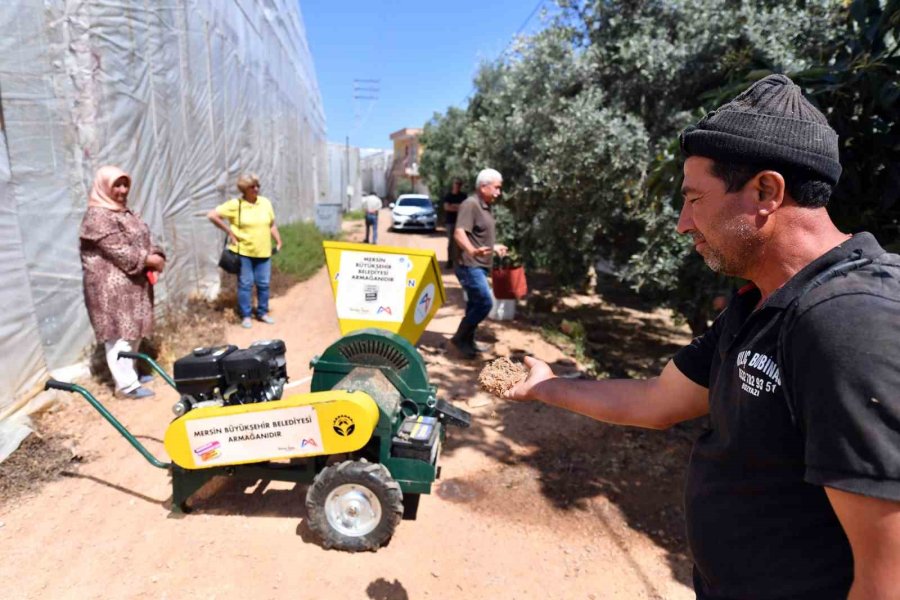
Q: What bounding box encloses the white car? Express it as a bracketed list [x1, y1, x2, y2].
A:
[389, 194, 437, 232]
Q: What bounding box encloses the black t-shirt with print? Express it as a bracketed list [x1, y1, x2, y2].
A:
[673, 233, 900, 600]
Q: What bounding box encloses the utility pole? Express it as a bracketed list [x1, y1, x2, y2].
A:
[339, 139, 345, 212]
[350, 78, 380, 204]
[345, 135, 350, 211]
[352, 78, 380, 136]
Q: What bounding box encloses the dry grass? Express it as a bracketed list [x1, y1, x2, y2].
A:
[0, 425, 80, 505]
[86, 295, 229, 385]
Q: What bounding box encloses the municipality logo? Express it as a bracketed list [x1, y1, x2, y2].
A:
[418, 292, 432, 313]
[333, 415, 355, 437]
[414, 284, 436, 325]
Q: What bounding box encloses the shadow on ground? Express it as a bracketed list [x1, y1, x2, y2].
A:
[366, 578, 410, 600]
[426, 273, 701, 587]
[183, 476, 309, 519]
[386, 226, 447, 241]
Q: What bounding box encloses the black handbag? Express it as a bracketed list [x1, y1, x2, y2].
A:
[217, 199, 242, 274]
[218, 246, 241, 274]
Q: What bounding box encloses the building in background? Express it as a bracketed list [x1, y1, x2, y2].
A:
[389, 128, 428, 199]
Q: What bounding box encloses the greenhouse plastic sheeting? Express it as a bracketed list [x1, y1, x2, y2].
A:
[360, 149, 393, 199]
[327, 142, 362, 210]
[0, 0, 327, 420]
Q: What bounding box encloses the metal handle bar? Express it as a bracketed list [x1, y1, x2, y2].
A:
[44, 379, 171, 470]
[44, 379, 80, 393]
[117, 352, 177, 389]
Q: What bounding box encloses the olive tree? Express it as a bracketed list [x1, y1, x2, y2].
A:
[420, 0, 896, 333]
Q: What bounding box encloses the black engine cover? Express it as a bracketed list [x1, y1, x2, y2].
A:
[221, 339, 287, 386]
[173, 345, 237, 396]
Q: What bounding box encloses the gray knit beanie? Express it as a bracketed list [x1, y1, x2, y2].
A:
[680, 74, 841, 185]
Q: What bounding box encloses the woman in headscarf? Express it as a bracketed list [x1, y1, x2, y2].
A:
[207, 173, 282, 328]
[80, 165, 166, 399]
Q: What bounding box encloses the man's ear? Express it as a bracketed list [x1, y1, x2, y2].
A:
[753, 171, 785, 216]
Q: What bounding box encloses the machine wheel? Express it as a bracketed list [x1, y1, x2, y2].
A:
[305, 460, 403, 552]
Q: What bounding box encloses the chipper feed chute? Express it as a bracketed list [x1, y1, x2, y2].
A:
[322, 240, 446, 345]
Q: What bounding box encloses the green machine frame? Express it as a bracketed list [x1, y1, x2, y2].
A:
[309, 328, 468, 497]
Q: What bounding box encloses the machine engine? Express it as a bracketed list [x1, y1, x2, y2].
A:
[171, 339, 288, 416]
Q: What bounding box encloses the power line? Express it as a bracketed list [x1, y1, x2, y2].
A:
[352, 78, 380, 139]
[514, 0, 548, 38]
[460, 0, 547, 106]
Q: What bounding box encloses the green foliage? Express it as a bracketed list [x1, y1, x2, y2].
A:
[493, 244, 525, 268]
[394, 179, 416, 196]
[634, 0, 900, 328]
[271, 221, 329, 281]
[795, 0, 900, 243]
[625, 0, 900, 326]
[420, 0, 899, 332]
[343, 209, 365, 221]
[420, 107, 475, 196]
[542, 319, 589, 362]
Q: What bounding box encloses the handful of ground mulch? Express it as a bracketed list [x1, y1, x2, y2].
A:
[478, 357, 528, 398]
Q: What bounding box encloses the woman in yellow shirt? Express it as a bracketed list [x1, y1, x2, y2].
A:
[208, 174, 283, 328]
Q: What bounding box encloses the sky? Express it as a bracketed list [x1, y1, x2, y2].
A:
[300, 0, 555, 149]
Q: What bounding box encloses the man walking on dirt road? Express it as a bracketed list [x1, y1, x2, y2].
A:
[362, 194, 382, 244]
[506, 75, 900, 599]
[450, 168, 507, 358]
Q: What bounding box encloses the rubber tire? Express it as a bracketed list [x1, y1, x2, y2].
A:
[305, 460, 403, 552]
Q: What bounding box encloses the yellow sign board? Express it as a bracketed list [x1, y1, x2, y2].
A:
[163, 390, 379, 470]
[322, 241, 446, 345]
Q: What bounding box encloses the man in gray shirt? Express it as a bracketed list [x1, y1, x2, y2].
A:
[450, 168, 508, 358]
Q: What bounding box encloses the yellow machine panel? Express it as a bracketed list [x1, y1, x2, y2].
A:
[322, 241, 446, 345]
[163, 390, 379, 470]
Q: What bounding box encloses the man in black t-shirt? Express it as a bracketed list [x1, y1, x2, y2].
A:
[442, 178, 466, 268]
[506, 75, 900, 599]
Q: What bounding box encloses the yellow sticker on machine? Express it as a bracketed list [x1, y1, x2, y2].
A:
[163, 390, 379, 469]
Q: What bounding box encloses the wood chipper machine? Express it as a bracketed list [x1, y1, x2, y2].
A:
[45, 242, 470, 552]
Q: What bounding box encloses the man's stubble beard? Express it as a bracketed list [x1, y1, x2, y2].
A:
[699, 219, 760, 277]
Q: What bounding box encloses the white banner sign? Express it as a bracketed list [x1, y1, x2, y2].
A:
[335, 251, 411, 322]
[186, 406, 322, 466]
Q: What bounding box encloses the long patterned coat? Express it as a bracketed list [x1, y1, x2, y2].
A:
[80, 207, 164, 342]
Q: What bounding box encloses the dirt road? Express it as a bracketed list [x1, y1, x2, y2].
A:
[0, 209, 694, 599]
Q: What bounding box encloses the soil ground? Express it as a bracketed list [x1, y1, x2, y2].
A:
[0, 210, 698, 599]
